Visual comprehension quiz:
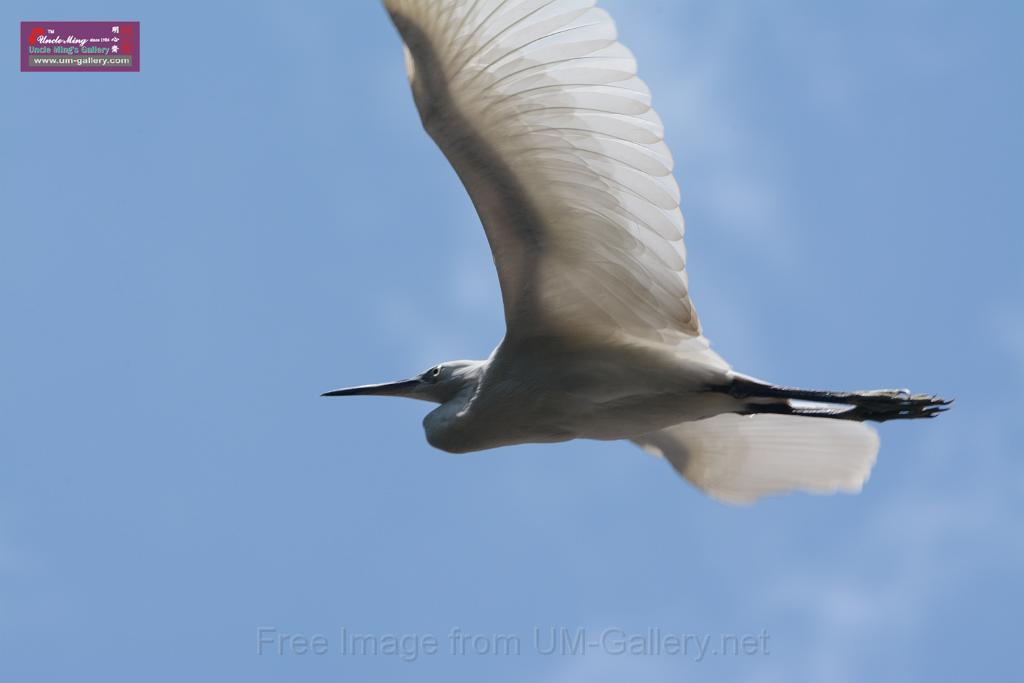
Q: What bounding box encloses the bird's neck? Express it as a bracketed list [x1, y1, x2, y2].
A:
[423, 383, 479, 453]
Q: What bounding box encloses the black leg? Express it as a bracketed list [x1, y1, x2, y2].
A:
[724, 377, 952, 423]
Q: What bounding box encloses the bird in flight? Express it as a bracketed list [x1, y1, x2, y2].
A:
[324, 0, 949, 504]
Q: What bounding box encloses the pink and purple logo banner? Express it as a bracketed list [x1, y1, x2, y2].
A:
[21, 21, 139, 72]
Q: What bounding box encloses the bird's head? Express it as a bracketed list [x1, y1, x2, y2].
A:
[322, 360, 484, 404]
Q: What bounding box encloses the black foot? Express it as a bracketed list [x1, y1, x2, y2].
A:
[833, 391, 951, 422]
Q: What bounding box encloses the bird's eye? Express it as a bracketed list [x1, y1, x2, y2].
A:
[432, 366, 442, 377]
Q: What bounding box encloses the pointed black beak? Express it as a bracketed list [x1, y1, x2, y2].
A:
[321, 378, 421, 397]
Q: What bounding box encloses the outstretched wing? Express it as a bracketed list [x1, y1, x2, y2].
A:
[633, 414, 880, 504]
[385, 0, 718, 359]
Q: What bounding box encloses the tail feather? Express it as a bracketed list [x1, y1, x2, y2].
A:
[632, 414, 880, 505]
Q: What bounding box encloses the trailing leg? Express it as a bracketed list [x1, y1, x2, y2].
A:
[721, 376, 951, 423]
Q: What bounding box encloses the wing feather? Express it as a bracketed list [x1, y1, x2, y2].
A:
[384, 0, 725, 364]
[633, 415, 880, 504]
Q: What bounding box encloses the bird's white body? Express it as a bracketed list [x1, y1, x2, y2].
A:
[324, 0, 948, 504]
[423, 337, 738, 453]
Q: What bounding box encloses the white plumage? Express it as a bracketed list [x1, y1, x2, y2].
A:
[387, 0, 713, 355]
[322, 0, 948, 504]
[633, 414, 880, 504]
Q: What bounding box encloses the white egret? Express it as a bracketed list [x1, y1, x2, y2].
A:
[324, 0, 949, 504]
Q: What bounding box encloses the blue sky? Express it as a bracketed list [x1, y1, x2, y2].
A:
[2, 1, 1021, 681]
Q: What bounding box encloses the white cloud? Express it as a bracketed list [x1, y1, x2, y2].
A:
[756, 402, 1024, 680]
